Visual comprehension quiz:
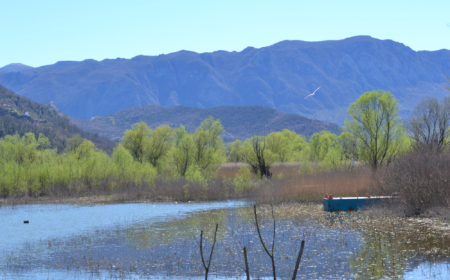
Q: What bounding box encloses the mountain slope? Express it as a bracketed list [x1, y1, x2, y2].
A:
[0, 85, 114, 151]
[1, 36, 449, 124]
[71, 105, 341, 141]
[0, 63, 33, 73]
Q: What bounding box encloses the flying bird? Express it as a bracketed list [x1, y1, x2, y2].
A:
[304, 87, 320, 99]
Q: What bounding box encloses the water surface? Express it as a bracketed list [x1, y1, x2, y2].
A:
[1, 202, 448, 279]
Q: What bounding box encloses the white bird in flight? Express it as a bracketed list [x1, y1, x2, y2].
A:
[304, 86, 320, 99]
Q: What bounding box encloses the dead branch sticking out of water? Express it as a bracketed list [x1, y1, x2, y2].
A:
[292, 239, 305, 280]
[253, 204, 306, 280]
[254, 204, 277, 279]
[199, 223, 218, 280]
[243, 246, 250, 280]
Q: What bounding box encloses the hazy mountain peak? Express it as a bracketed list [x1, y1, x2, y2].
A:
[0, 63, 33, 73]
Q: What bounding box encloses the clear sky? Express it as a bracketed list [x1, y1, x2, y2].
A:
[1, 0, 449, 67]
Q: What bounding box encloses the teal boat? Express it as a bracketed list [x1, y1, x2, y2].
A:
[323, 196, 393, 211]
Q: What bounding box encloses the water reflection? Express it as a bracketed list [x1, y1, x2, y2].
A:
[348, 215, 450, 279]
[1, 202, 448, 279]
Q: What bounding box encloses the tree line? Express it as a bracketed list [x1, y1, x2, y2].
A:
[0, 90, 448, 198]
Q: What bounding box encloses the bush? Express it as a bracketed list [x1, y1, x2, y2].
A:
[376, 151, 449, 216]
[233, 166, 253, 194]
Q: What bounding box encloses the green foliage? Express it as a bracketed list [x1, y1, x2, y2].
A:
[309, 131, 339, 162]
[170, 117, 226, 181]
[239, 136, 275, 178]
[144, 125, 173, 168]
[0, 131, 158, 197]
[232, 166, 253, 194]
[0, 97, 409, 199]
[193, 117, 226, 169]
[122, 122, 150, 163]
[346, 90, 405, 169]
[185, 165, 207, 186]
[227, 140, 243, 162]
[172, 132, 195, 177]
[66, 134, 83, 152]
[265, 129, 308, 162]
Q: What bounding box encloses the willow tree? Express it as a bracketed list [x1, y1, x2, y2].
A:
[144, 125, 173, 167]
[122, 122, 150, 163]
[346, 90, 404, 169]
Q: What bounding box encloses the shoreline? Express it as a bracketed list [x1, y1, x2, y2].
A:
[0, 194, 207, 207]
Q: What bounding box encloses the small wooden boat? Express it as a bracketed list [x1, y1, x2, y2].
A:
[323, 195, 393, 211]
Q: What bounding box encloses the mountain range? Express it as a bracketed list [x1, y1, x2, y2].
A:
[71, 105, 341, 142]
[0, 36, 449, 124]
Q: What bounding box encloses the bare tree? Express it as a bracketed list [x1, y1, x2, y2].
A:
[250, 137, 272, 178]
[199, 223, 219, 280]
[408, 97, 449, 153]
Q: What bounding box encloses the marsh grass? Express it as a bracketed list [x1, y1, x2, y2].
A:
[245, 167, 373, 203]
[1, 163, 373, 206]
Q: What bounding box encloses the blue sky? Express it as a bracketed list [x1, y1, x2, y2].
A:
[1, 0, 449, 67]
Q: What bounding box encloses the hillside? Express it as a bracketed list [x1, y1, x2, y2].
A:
[1, 36, 449, 124]
[71, 105, 341, 141]
[0, 85, 115, 151]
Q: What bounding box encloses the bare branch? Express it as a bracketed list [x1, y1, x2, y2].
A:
[253, 205, 272, 258]
[208, 224, 219, 269]
[200, 230, 207, 270]
[253, 204, 276, 279]
[271, 205, 275, 256]
[199, 223, 219, 280]
[291, 240, 306, 280]
[243, 246, 250, 280]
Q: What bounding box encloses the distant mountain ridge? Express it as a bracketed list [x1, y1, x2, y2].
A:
[0, 86, 114, 151]
[71, 105, 341, 141]
[0, 63, 33, 73]
[0, 36, 449, 124]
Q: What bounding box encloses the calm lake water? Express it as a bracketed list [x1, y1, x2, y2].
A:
[0, 201, 448, 279]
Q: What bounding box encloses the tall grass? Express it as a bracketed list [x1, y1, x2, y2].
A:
[246, 166, 373, 203]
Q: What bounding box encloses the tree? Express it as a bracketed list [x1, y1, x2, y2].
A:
[241, 136, 273, 178]
[308, 131, 338, 162]
[407, 97, 449, 153]
[193, 117, 226, 169]
[227, 140, 243, 162]
[173, 132, 195, 176]
[65, 134, 83, 152]
[144, 125, 173, 167]
[346, 90, 404, 169]
[122, 122, 150, 163]
[265, 129, 308, 162]
[337, 131, 358, 161]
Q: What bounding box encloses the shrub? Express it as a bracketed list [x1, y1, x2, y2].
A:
[376, 151, 449, 216]
[233, 166, 253, 194]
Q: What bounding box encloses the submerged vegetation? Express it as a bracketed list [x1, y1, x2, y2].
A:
[2, 203, 448, 279]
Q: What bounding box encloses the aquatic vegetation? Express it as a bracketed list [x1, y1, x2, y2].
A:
[1, 203, 448, 279]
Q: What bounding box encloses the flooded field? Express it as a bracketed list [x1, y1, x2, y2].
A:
[0, 202, 448, 279]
